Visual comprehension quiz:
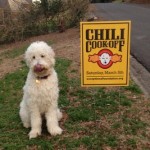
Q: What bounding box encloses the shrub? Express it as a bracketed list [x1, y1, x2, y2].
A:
[0, 0, 89, 44]
[65, 0, 90, 27]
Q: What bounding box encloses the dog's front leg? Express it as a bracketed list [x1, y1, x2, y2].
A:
[46, 107, 63, 136]
[29, 108, 42, 139]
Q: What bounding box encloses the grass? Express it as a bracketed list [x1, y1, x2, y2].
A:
[0, 54, 149, 149]
[0, 41, 54, 61]
[126, 138, 137, 148]
[0, 45, 27, 60]
[123, 80, 142, 94]
[0, 58, 70, 150]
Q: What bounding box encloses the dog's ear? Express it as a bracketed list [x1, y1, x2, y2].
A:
[49, 47, 55, 58]
[24, 50, 30, 67]
[24, 43, 34, 68]
[48, 46, 55, 66]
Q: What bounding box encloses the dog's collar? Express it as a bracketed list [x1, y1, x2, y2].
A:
[36, 74, 50, 80]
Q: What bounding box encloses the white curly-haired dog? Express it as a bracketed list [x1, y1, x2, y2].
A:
[19, 41, 63, 139]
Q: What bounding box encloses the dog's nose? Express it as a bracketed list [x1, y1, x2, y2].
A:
[34, 64, 45, 73]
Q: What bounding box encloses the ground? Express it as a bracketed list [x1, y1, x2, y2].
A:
[0, 26, 150, 149]
[0, 3, 150, 149]
[0, 28, 80, 79]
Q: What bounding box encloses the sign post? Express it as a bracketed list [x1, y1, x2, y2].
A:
[80, 21, 131, 87]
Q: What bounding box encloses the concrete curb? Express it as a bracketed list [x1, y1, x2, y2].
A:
[130, 55, 150, 98]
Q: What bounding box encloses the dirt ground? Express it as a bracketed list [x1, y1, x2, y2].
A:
[129, 0, 150, 3]
[1, 15, 150, 150]
[0, 28, 80, 79]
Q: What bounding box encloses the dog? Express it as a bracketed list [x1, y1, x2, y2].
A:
[19, 41, 63, 139]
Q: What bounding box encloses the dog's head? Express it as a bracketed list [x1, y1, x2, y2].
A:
[25, 41, 55, 76]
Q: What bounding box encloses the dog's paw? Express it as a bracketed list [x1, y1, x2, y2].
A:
[29, 129, 41, 139]
[49, 126, 63, 136]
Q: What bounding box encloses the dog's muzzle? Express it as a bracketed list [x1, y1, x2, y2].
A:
[34, 64, 46, 73]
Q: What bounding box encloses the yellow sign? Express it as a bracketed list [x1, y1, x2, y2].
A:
[80, 21, 131, 86]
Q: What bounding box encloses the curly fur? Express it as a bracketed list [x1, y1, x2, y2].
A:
[19, 41, 62, 139]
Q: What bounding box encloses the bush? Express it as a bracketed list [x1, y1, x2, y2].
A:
[61, 0, 90, 27]
[0, 0, 89, 44]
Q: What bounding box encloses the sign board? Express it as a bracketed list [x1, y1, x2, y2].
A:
[80, 21, 131, 86]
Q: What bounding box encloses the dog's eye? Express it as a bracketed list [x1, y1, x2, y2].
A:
[32, 56, 35, 59]
[41, 55, 45, 58]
